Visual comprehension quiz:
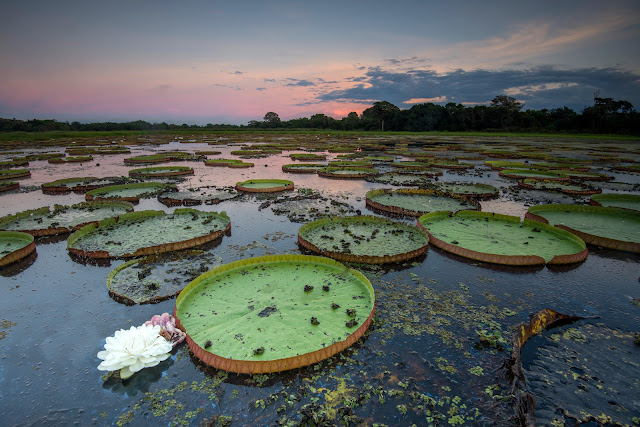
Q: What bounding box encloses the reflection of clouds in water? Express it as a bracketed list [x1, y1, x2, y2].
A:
[102, 357, 174, 397]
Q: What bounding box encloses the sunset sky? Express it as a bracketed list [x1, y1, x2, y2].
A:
[2, 1, 639, 125]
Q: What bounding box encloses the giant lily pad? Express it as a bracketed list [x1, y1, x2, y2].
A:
[317, 167, 379, 179]
[85, 182, 175, 203]
[282, 163, 326, 174]
[365, 173, 432, 187]
[0, 231, 36, 267]
[107, 250, 222, 304]
[0, 181, 19, 193]
[0, 201, 134, 236]
[366, 188, 478, 217]
[289, 153, 326, 161]
[526, 204, 640, 253]
[41, 176, 130, 194]
[48, 156, 93, 164]
[158, 187, 238, 206]
[417, 211, 587, 265]
[589, 193, 640, 211]
[67, 209, 231, 258]
[128, 166, 194, 178]
[0, 169, 30, 180]
[236, 179, 294, 193]
[517, 179, 601, 196]
[298, 216, 429, 264]
[499, 169, 569, 181]
[174, 254, 375, 373]
[435, 182, 499, 199]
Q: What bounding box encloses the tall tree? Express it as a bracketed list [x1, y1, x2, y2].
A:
[263, 112, 281, 128]
[361, 101, 400, 130]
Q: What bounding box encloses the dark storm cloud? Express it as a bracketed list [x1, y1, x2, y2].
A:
[284, 78, 316, 87]
[319, 66, 640, 111]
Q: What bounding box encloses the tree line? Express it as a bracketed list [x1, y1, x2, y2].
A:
[1, 95, 638, 134]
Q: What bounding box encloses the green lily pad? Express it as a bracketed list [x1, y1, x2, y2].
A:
[67, 209, 230, 259]
[48, 156, 93, 164]
[0, 231, 36, 267]
[435, 182, 499, 198]
[499, 169, 569, 180]
[298, 215, 429, 264]
[0, 169, 30, 180]
[282, 163, 327, 174]
[0, 182, 19, 193]
[365, 173, 433, 187]
[41, 176, 131, 194]
[128, 166, 194, 178]
[589, 193, 640, 211]
[204, 159, 243, 167]
[518, 179, 601, 196]
[158, 187, 238, 206]
[0, 201, 134, 236]
[526, 204, 640, 253]
[236, 179, 294, 193]
[317, 167, 379, 179]
[85, 182, 175, 203]
[366, 188, 477, 217]
[174, 254, 375, 373]
[289, 153, 327, 161]
[107, 250, 222, 304]
[417, 211, 587, 265]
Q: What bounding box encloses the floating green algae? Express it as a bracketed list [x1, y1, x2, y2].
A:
[298, 216, 429, 258]
[0, 201, 134, 234]
[176, 255, 374, 361]
[107, 250, 222, 304]
[418, 211, 586, 264]
[67, 209, 230, 257]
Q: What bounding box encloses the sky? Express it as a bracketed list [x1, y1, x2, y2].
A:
[1, 0, 640, 125]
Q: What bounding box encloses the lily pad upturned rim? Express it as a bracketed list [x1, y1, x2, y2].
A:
[174, 254, 375, 374]
[67, 209, 231, 259]
[235, 179, 294, 193]
[517, 179, 602, 196]
[128, 166, 195, 178]
[589, 193, 640, 210]
[298, 215, 429, 264]
[417, 210, 588, 266]
[41, 177, 99, 193]
[0, 231, 36, 267]
[525, 204, 640, 253]
[365, 188, 479, 217]
[204, 159, 243, 167]
[0, 201, 134, 236]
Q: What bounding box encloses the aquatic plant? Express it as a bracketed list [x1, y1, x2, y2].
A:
[97, 324, 173, 379]
[144, 313, 186, 347]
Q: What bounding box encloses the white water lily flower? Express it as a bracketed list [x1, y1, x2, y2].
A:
[97, 324, 172, 379]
